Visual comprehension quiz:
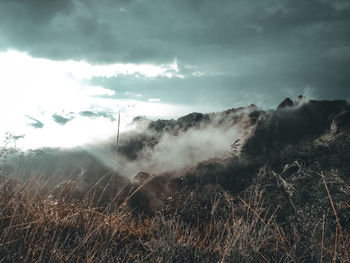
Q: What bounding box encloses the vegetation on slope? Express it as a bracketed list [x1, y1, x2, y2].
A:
[1, 98, 350, 262]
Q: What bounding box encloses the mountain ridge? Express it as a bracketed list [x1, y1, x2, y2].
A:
[1, 97, 350, 262]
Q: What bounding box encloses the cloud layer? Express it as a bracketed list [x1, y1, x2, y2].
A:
[0, 0, 349, 107]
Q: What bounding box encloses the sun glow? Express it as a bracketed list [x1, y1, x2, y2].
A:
[0, 50, 191, 149]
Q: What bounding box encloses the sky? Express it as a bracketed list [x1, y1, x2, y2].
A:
[0, 0, 350, 149]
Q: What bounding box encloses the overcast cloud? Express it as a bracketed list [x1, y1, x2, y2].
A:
[1, 0, 349, 104]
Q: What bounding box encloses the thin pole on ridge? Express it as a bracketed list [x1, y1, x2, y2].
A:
[116, 111, 120, 152]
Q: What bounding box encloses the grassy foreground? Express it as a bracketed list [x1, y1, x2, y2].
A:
[1, 165, 349, 263]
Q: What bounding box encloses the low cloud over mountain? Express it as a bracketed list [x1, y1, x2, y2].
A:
[5, 97, 350, 186]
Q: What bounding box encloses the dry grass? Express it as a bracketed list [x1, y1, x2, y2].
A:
[1, 164, 349, 263]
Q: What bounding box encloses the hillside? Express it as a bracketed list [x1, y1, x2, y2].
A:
[1, 97, 350, 262]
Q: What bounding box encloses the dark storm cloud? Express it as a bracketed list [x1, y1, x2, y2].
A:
[1, 0, 348, 62]
[0, 0, 349, 106]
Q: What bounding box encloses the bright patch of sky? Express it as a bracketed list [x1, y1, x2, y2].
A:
[0, 50, 194, 149]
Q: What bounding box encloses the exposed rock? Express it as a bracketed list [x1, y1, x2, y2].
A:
[277, 97, 294, 109]
[333, 110, 350, 132]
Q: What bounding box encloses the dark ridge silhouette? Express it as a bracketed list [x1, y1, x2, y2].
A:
[277, 97, 294, 109]
[129, 98, 350, 214]
[242, 99, 350, 163]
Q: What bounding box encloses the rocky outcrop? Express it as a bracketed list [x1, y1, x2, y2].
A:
[242, 99, 350, 163]
[277, 97, 294, 109]
[333, 110, 350, 132]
